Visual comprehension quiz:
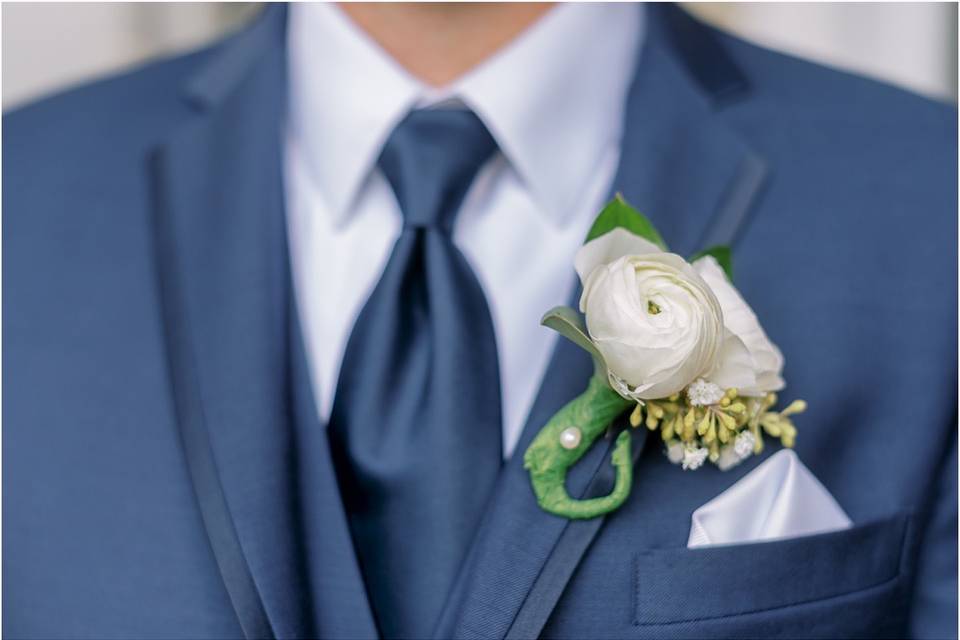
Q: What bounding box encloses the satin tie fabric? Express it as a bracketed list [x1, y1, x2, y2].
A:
[328, 109, 503, 639]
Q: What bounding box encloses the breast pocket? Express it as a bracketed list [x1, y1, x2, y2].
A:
[633, 513, 911, 637]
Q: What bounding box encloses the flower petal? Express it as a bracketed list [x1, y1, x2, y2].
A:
[694, 255, 785, 395]
[574, 227, 664, 286]
[708, 330, 757, 391]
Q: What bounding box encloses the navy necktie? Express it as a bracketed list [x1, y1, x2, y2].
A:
[328, 109, 503, 639]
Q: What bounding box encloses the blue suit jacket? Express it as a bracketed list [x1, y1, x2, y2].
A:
[5, 5, 956, 639]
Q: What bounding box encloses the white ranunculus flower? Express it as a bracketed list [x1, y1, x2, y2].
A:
[575, 228, 776, 401]
[693, 256, 785, 397]
[575, 228, 730, 400]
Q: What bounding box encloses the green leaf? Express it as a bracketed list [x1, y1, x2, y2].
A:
[541, 306, 607, 377]
[690, 245, 734, 281]
[585, 194, 668, 250]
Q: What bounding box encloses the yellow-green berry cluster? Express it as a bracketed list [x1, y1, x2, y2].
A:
[628, 386, 806, 470]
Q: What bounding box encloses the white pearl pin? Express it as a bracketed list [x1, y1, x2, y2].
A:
[559, 427, 582, 450]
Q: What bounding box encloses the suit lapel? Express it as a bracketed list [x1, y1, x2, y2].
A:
[440, 6, 770, 638]
[151, 6, 372, 637]
[435, 330, 615, 639]
[612, 4, 769, 255]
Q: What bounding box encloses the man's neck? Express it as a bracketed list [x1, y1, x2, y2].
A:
[337, 2, 555, 87]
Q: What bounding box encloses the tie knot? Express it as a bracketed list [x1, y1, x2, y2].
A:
[378, 109, 497, 233]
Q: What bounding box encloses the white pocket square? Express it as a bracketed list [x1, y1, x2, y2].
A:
[687, 449, 852, 548]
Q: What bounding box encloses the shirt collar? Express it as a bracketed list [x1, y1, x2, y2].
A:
[287, 3, 644, 228]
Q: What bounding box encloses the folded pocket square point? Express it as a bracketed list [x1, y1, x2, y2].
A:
[688, 449, 852, 548]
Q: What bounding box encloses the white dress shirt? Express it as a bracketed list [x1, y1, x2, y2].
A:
[285, 3, 643, 458]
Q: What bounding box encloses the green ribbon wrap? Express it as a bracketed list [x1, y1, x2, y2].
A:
[523, 375, 634, 519]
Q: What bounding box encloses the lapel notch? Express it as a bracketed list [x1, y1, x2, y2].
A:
[613, 3, 770, 255]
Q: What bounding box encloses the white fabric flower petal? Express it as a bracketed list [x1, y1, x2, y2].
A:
[707, 330, 757, 391]
[580, 252, 725, 399]
[574, 227, 664, 286]
[694, 255, 785, 396]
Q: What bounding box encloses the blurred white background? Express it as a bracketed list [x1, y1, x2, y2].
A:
[2, 2, 957, 111]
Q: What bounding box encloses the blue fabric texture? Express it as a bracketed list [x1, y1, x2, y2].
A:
[328, 109, 503, 639]
[3, 4, 956, 639]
